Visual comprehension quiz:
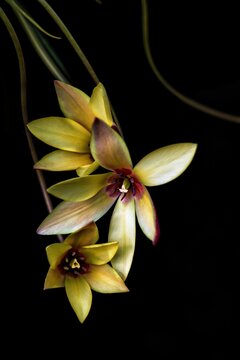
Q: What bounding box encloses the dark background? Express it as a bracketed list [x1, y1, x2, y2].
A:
[1, 0, 239, 358]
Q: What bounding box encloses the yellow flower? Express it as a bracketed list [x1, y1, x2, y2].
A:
[44, 222, 128, 323]
[38, 119, 197, 279]
[27, 81, 114, 176]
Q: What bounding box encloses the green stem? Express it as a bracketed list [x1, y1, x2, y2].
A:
[37, 0, 123, 136]
[0, 7, 63, 241]
[141, 0, 240, 124]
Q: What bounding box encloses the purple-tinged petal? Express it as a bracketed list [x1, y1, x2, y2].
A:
[90, 119, 132, 170]
[37, 189, 117, 235]
[83, 264, 129, 293]
[135, 185, 160, 244]
[65, 275, 92, 323]
[108, 196, 136, 280]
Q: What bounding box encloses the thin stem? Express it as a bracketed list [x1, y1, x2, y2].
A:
[0, 7, 63, 241]
[141, 0, 240, 124]
[37, 0, 123, 136]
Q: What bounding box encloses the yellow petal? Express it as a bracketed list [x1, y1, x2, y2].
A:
[108, 196, 136, 280]
[76, 160, 99, 177]
[27, 117, 90, 152]
[46, 243, 72, 268]
[81, 242, 118, 265]
[47, 173, 111, 202]
[134, 143, 198, 186]
[135, 186, 160, 244]
[89, 83, 113, 126]
[37, 189, 117, 235]
[44, 268, 65, 289]
[54, 80, 95, 131]
[65, 275, 92, 323]
[64, 222, 99, 247]
[34, 150, 93, 171]
[83, 264, 129, 293]
[91, 119, 132, 170]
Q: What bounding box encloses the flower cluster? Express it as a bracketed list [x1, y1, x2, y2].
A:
[27, 80, 197, 322]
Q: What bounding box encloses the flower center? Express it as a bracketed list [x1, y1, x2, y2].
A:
[59, 250, 89, 277]
[106, 168, 143, 200]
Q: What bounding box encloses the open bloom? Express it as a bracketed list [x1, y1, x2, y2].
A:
[38, 119, 197, 279]
[44, 222, 128, 323]
[27, 81, 114, 176]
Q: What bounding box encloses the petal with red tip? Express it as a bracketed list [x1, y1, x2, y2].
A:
[135, 186, 160, 244]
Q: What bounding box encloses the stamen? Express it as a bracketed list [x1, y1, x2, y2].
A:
[119, 184, 128, 193]
[70, 258, 81, 269]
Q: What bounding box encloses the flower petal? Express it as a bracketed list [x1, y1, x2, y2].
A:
[76, 160, 99, 177]
[89, 83, 113, 126]
[134, 143, 198, 186]
[46, 243, 72, 268]
[83, 264, 129, 293]
[108, 196, 136, 280]
[34, 150, 93, 171]
[54, 80, 95, 131]
[44, 268, 65, 289]
[64, 222, 99, 247]
[65, 275, 92, 323]
[37, 189, 117, 235]
[47, 173, 111, 202]
[91, 119, 132, 170]
[81, 242, 118, 265]
[27, 117, 91, 152]
[135, 186, 160, 244]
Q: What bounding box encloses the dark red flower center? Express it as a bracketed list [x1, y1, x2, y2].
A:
[106, 168, 143, 201]
[59, 249, 89, 277]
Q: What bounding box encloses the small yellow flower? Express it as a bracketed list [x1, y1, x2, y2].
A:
[38, 119, 197, 280]
[44, 222, 129, 323]
[27, 81, 114, 176]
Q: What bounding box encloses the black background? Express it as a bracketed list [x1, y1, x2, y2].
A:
[1, 0, 239, 358]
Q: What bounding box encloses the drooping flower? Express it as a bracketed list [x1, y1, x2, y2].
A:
[27, 81, 114, 176]
[38, 119, 197, 279]
[44, 222, 129, 323]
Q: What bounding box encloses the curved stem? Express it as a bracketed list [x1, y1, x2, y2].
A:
[0, 7, 63, 241]
[141, 0, 240, 124]
[37, 0, 123, 136]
